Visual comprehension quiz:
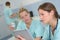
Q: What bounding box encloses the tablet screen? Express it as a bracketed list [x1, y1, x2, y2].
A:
[14, 29, 34, 40]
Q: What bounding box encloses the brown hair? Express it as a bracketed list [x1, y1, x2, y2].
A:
[19, 8, 29, 13]
[19, 8, 30, 18]
[5, 1, 10, 6]
[38, 2, 60, 18]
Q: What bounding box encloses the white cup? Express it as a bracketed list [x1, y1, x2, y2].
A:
[11, 22, 15, 27]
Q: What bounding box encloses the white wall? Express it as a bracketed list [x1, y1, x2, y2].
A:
[0, 0, 42, 9]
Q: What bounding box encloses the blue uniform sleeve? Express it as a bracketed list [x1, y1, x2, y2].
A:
[35, 20, 44, 38]
[16, 21, 22, 30]
[42, 26, 49, 40]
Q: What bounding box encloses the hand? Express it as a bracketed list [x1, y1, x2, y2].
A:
[9, 25, 15, 30]
[15, 35, 26, 40]
[10, 13, 16, 18]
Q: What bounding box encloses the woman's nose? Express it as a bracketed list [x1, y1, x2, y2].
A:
[40, 16, 43, 19]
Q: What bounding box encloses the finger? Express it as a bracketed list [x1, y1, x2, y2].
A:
[15, 38, 21, 40]
[16, 35, 25, 40]
[15, 36, 21, 40]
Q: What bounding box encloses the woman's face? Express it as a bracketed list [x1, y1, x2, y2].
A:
[19, 11, 31, 23]
[38, 9, 52, 24]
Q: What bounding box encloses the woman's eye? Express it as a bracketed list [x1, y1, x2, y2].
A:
[41, 14, 44, 16]
[39, 13, 44, 16]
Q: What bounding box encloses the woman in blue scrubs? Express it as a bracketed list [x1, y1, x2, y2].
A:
[4, 1, 16, 30]
[4, 1, 13, 25]
[38, 2, 60, 40]
[16, 8, 44, 40]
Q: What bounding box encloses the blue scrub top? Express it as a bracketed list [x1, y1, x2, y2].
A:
[42, 19, 60, 40]
[42, 25, 49, 40]
[4, 7, 14, 25]
[16, 19, 44, 38]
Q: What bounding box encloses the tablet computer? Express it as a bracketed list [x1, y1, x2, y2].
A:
[13, 29, 34, 40]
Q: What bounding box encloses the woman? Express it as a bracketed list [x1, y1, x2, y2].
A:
[38, 2, 60, 40]
[4, 1, 16, 30]
[15, 8, 44, 40]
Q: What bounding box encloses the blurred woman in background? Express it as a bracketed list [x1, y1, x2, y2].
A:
[4, 1, 16, 30]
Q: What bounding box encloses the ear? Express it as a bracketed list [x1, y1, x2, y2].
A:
[50, 10, 54, 16]
[28, 13, 30, 16]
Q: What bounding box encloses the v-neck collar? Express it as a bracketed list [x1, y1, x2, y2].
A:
[24, 19, 34, 30]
